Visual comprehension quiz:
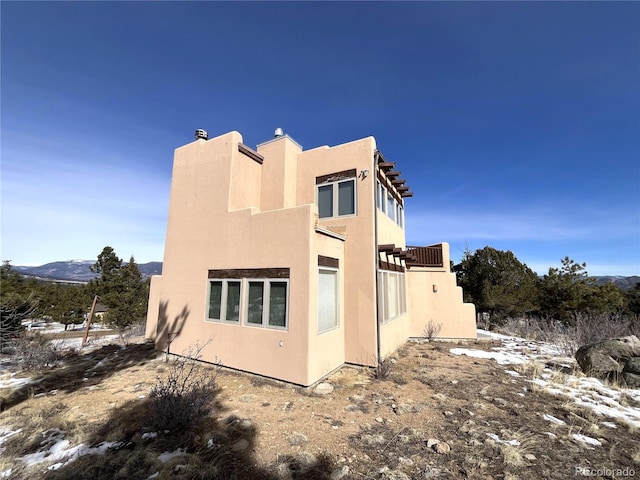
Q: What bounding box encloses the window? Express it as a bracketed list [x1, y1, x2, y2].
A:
[244, 279, 289, 328]
[207, 280, 241, 323]
[318, 268, 338, 333]
[387, 193, 395, 221]
[396, 203, 403, 228]
[378, 270, 407, 323]
[316, 174, 356, 219]
[207, 274, 289, 329]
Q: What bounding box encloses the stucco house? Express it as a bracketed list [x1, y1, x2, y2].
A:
[145, 129, 476, 386]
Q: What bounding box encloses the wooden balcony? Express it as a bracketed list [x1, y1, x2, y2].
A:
[405, 244, 443, 268]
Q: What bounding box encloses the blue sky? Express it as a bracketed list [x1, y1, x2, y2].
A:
[2, 2, 639, 276]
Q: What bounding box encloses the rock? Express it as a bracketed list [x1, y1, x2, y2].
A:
[378, 467, 410, 480]
[575, 336, 640, 380]
[240, 394, 256, 402]
[524, 453, 537, 461]
[426, 438, 439, 448]
[434, 441, 451, 454]
[375, 417, 384, 423]
[623, 357, 640, 375]
[330, 465, 350, 480]
[314, 382, 334, 395]
[231, 439, 249, 452]
[287, 432, 308, 446]
[443, 411, 455, 417]
[623, 371, 640, 389]
[398, 457, 414, 466]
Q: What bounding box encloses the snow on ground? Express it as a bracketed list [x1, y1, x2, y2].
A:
[18, 428, 126, 470]
[450, 329, 640, 430]
[20, 320, 111, 334]
[49, 334, 121, 351]
[0, 375, 35, 390]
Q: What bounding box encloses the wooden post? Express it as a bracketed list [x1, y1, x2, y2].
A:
[82, 295, 99, 348]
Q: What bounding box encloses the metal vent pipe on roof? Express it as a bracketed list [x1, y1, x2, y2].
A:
[195, 129, 208, 140]
[274, 127, 284, 137]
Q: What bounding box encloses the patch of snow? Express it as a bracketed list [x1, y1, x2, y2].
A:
[543, 414, 566, 425]
[158, 448, 185, 463]
[146, 473, 159, 480]
[572, 433, 602, 447]
[456, 331, 640, 429]
[92, 359, 108, 370]
[450, 348, 528, 365]
[601, 421, 617, 429]
[0, 469, 12, 478]
[504, 370, 521, 377]
[141, 432, 158, 440]
[0, 375, 34, 390]
[0, 427, 22, 450]
[544, 432, 557, 438]
[485, 433, 520, 446]
[20, 429, 125, 468]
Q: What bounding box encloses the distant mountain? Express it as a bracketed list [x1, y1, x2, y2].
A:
[14, 260, 163, 282]
[594, 276, 640, 291]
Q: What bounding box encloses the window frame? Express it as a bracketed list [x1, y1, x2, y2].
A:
[316, 177, 357, 219]
[317, 267, 339, 334]
[243, 278, 289, 330]
[206, 277, 289, 330]
[206, 279, 242, 324]
[378, 270, 407, 324]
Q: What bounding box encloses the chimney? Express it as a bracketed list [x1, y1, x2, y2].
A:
[195, 129, 208, 140]
[274, 127, 284, 138]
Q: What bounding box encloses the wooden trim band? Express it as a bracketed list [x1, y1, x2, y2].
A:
[208, 268, 290, 279]
[316, 168, 357, 185]
[318, 255, 339, 268]
[238, 143, 264, 164]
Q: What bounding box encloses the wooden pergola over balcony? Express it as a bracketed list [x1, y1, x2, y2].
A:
[378, 243, 444, 269]
[405, 244, 444, 268]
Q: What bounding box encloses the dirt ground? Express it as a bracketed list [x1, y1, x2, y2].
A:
[1, 337, 639, 479]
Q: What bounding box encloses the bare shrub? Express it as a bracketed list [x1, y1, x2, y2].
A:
[500, 313, 637, 357]
[118, 322, 146, 346]
[12, 332, 59, 371]
[147, 341, 219, 432]
[423, 320, 442, 340]
[371, 356, 392, 380]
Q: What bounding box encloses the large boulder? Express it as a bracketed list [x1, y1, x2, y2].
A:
[622, 357, 640, 388]
[575, 336, 640, 384]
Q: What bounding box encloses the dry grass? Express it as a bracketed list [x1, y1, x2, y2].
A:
[1, 338, 639, 480]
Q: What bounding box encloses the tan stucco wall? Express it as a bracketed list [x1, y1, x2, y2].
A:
[297, 137, 379, 366]
[307, 231, 346, 381]
[407, 243, 477, 340]
[146, 130, 476, 386]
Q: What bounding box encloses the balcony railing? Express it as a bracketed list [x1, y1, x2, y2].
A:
[406, 244, 443, 268]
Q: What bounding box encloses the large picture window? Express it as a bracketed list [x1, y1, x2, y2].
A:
[207, 272, 289, 329]
[318, 268, 338, 333]
[316, 170, 357, 219]
[378, 270, 407, 324]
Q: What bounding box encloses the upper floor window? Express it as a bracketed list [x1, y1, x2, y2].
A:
[377, 178, 404, 229]
[316, 169, 357, 219]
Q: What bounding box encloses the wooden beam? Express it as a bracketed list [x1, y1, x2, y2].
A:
[401, 192, 414, 198]
[378, 161, 395, 170]
[386, 170, 401, 178]
[391, 178, 406, 185]
[378, 244, 396, 252]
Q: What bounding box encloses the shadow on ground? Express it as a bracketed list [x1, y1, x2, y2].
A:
[1, 342, 157, 411]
